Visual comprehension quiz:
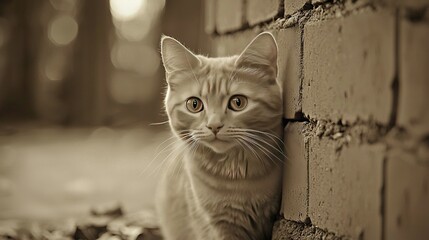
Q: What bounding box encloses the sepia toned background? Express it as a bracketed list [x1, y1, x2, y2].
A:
[1, 0, 429, 239]
[0, 0, 209, 224]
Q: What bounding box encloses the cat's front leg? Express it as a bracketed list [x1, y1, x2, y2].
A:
[156, 163, 195, 240]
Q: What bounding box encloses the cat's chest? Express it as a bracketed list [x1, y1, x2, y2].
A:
[187, 165, 281, 206]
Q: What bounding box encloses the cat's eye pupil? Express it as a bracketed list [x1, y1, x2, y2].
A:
[186, 97, 203, 113]
[229, 95, 247, 111]
[235, 98, 241, 106]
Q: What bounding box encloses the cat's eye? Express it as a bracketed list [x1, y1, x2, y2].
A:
[228, 95, 248, 111]
[186, 97, 204, 113]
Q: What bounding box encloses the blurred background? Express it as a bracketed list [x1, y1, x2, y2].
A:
[0, 0, 210, 222]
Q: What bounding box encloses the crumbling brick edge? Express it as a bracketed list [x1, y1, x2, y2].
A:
[272, 218, 351, 240]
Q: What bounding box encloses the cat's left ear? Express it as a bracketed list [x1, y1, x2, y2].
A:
[160, 35, 201, 74]
[235, 32, 278, 76]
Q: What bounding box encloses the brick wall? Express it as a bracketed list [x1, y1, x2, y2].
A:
[204, 0, 429, 239]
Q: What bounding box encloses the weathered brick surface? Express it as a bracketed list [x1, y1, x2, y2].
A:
[216, 0, 244, 34]
[285, 0, 307, 16]
[281, 122, 308, 221]
[272, 219, 347, 240]
[308, 137, 384, 239]
[272, 28, 302, 119]
[247, 0, 281, 26]
[302, 10, 395, 124]
[213, 30, 258, 57]
[204, 0, 216, 34]
[397, 18, 429, 135]
[208, 1, 429, 239]
[386, 148, 429, 240]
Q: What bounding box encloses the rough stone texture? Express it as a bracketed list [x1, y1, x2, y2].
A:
[285, 0, 307, 16]
[247, 0, 281, 26]
[216, 0, 244, 34]
[397, 17, 429, 136]
[308, 137, 384, 239]
[213, 30, 258, 57]
[272, 219, 349, 240]
[281, 122, 308, 221]
[272, 28, 302, 118]
[302, 10, 395, 124]
[204, 0, 216, 34]
[386, 148, 429, 240]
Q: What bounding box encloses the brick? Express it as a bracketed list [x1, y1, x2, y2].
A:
[386, 148, 429, 240]
[397, 18, 429, 136]
[247, 0, 281, 26]
[285, 0, 307, 16]
[272, 28, 302, 119]
[302, 10, 395, 124]
[213, 30, 258, 56]
[308, 137, 384, 239]
[216, 0, 244, 34]
[204, 0, 216, 34]
[281, 122, 308, 221]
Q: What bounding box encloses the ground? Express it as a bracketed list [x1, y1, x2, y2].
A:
[0, 124, 170, 239]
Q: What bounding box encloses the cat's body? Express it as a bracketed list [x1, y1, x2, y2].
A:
[156, 33, 283, 240]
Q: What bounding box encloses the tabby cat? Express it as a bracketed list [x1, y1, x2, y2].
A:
[156, 32, 283, 240]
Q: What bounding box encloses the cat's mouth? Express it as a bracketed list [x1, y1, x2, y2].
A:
[201, 134, 235, 153]
[207, 133, 229, 142]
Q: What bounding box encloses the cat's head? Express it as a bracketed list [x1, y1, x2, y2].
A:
[161, 32, 282, 154]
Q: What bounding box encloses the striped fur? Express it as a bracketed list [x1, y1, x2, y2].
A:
[156, 32, 283, 240]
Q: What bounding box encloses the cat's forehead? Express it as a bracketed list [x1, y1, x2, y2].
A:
[199, 56, 237, 72]
[197, 56, 240, 95]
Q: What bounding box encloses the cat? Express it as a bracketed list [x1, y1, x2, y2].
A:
[156, 32, 283, 240]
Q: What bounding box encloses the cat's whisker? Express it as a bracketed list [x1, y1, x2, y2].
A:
[234, 130, 295, 168]
[245, 140, 280, 168]
[223, 131, 284, 156]
[192, 133, 212, 141]
[150, 139, 194, 178]
[235, 135, 282, 167]
[244, 137, 283, 165]
[228, 128, 284, 145]
[141, 139, 180, 176]
[237, 137, 276, 169]
[172, 139, 198, 179]
[154, 132, 189, 154]
[237, 132, 287, 160]
[149, 120, 170, 126]
[236, 138, 263, 166]
[142, 132, 192, 176]
[147, 137, 194, 177]
[166, 144, 185, 179]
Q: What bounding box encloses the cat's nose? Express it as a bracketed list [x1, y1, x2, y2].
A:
[206, 123, 224, 134]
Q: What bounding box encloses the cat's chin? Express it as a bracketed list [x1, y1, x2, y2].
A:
[202, 139, 235, 154]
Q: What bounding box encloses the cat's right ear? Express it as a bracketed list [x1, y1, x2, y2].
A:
[160, 36, 201, 74]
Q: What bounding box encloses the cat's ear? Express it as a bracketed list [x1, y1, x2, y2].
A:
[235, 32, 278, 76]
[161, 36, 201, 74]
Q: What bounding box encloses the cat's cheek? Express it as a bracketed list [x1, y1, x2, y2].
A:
[170, 110, 199, 130]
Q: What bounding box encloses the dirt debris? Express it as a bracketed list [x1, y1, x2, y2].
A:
[0, 205, 162, 240]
